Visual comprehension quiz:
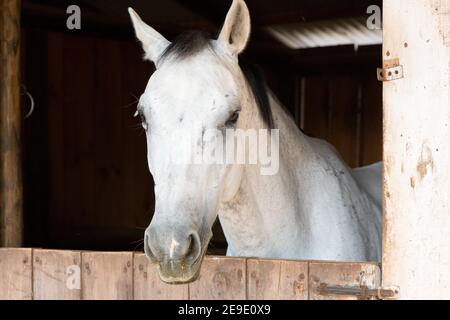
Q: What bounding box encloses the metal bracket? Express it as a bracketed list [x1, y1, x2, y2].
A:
[318, 283, 400, 300]
[377, 58, 404, 82]
[377, 65, 404, 82]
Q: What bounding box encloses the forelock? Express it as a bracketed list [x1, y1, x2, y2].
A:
[160, 30, 213, 62]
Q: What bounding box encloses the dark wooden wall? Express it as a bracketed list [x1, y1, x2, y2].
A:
[21, 28, 382, 253]
[22, 29, 156, 250]
[301, 73, 382, 168]
[255, 45, 383, 169]
[0, 0, 23, 247]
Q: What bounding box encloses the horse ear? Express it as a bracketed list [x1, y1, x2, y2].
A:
[128, 8, 170, 66]
[218, 0, 251, 56]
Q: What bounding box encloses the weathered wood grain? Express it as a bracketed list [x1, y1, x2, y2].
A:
[327, 75, 360, 168]
[33, 249, 81, 300]
[0, 249, 388, 300]
[247, 259, 308, 300]
[382, 0, 450, 299]
[133, 253, 189, 300]
[360, 73, 383, 166]
[189, 256, 246, 300]
[309, 261, 381, 300]
[0, 248, 32, 299]
[46, 32, 65, 244]
[62, 35, 96, 235]
[0, 0, 22, 247]
[43, 34, 155, 250]
[81, 252, 133, 300]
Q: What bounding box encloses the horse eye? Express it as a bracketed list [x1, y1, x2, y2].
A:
[139, 113, 146, 124]
[226, 111, 240, 127]
[135, 109, 148, 131]
[141, 119, 148, 131]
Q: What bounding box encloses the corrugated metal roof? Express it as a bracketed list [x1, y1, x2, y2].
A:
[266, 17, 382, 50]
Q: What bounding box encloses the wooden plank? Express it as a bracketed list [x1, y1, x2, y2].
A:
[133, 253, 188, 300]
[0, 248, 32, 300]
[81, 252, 133, 300]
[360, 73, 382, 166]
[33, 249, 81, 300]
[22, 29, 49, 247]
[303, 76, 330, 139]
[0, 0, 23, 247]
[47, 32, 65, 245]
[247, 259, 308, 300]
[303, 74, 361, 168]
[120, 41, 155, 239]
[45, 35, 155, 250]
[58, 34, 96, 236]
[382, 0, 450, 299]
[93, 38, 124, 231]
[189, 257, 246, 300]
[176, 0, 382, 27]
[309, 262, 381, 300]
[327, 75, 359, 168]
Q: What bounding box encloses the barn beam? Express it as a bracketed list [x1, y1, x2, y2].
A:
[0, 0, 23, 247]
[174, 0, 383, 26]
[382, 0, 450, 299]
[21, 1, 205, 39]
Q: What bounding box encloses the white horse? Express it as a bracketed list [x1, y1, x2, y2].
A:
[129, 0, 382, 284]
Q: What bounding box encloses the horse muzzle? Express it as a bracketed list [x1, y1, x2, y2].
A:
[144, 226, 211, 283]
[156, 257, 203, 284]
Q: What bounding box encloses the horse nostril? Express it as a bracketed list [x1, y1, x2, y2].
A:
[185, 232, 201, 263]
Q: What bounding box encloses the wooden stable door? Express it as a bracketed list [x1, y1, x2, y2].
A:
[382, 0, 450, 299]
[0, 248, 381, 300]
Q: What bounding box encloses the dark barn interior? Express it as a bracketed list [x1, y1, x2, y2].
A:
[20, 0, 383, 254]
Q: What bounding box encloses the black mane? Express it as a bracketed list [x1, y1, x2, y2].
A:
[238, 61, 274, 129]
[160, 30, 213, 61]
[160, 30, 274, 129]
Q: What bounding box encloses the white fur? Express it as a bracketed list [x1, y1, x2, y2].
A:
[169, 239, 180, 259]
[219, 93, 382, 262]
[129, 0, 382, 267]
[218, 0, 251, 55]
[129, 8, 171, 66]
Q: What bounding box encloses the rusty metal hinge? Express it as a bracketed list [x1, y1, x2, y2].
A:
[318, 283, 400, 300]
[377, 58, 404, 82]
[377, 65, 404, 82]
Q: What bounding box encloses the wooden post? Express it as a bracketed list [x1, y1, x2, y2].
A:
[0, 0, 23, 247]
[382, 0, 450, 299]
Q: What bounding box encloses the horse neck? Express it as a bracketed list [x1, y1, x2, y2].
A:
[218, 86, 312, 257]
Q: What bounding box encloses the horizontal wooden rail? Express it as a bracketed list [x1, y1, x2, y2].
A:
[0, 249, 380, 300]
